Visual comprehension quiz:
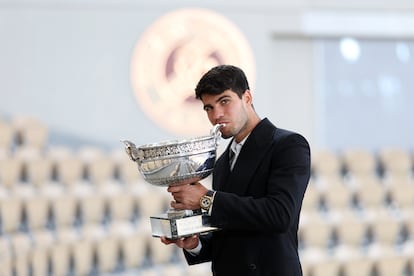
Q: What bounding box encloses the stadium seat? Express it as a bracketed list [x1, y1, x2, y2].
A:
[96, 235, 120, 273]
[352, 175, 387, 211]
[367, 212, 402, 258]
[30, 231, 54, 276]
[50, 193, 78, 228]
[107, 192, 136, 222]
[312, 149, 343, 177]
[72, 238, 95, 275]
[78, 192, 106, 225]
[54, 156, 84, 186]
[309, 259, 342, 276]
[320, 175, 354, 213]
[113, 149, 142, 185]
[160, 263, 186, 276]
[0, 237, 13, 276]
[375, 255, 408, 276]
[334, 211, 369, 259]
[341, 257, 374, 276]
[148, 235, 176, 264]
[11, 116, 48, 150]
[119, 230, 148, 269]
[23, 193, 51, 231]
[50, 242, 71, 276]
[10, 233, 32, 276]
[0, 119, 15, 151]
[52, 228, 78, 276]
[378, 147, 413, 180]
[342, 148, 378, 178]
[0, 194, 24, 233]
[299, 213, 334, 263]
[0, 157, 24, 190]
[87, 156, 116, 185]
[24, 156, 54, 188]
[301, 179, 323, 212]
[370, 213, 402, 247]
[134, 186, 167, 218]
[388, 177, 414, 211]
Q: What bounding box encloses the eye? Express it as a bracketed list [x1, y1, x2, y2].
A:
[220, 99, 229, 105]
[204, 106, 212, 112]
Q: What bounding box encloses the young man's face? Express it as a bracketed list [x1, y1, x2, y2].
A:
[200, 89, 252, 140]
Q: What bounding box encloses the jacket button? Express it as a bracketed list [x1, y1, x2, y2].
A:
[248, 263, 257, 270]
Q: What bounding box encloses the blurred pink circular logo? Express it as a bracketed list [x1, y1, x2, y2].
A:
[130, 8, 255, 136]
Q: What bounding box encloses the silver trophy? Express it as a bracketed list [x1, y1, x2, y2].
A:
[122, 124, 223, 239]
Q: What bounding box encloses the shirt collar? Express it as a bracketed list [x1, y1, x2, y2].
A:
[230, 135, 249, 155]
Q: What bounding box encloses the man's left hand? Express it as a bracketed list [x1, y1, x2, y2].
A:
[167, 182, 208, 210]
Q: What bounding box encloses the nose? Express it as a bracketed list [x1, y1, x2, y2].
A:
[211, 107, 224, 123]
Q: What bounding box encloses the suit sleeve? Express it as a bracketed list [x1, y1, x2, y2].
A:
[183, 233, 213, 265]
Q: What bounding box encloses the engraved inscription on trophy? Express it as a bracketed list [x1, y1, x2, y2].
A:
[122, 124, 223, 239]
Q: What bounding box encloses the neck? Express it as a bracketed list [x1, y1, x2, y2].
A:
[234, 113, 261, 143]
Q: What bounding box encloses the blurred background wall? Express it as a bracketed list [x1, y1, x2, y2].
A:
[1, 0, 413, 151]
[1, 1, 414, 276]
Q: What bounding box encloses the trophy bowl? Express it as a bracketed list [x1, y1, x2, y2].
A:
[122, 124, 223, 238]
[122, 124, 223, 186]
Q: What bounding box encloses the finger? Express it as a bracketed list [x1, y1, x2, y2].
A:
[174, 238, 185, 247]
[160, 236, 175, 245]
[171, 192, 182, 201]
[171, 201, 185, 210]
[172, 192, 182, 200]
[168, 185, 182, 193]
[171, 201, 178, 209]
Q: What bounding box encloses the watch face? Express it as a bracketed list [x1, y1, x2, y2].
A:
[130, 8, 255, 136]
[201, 196, 211, 209]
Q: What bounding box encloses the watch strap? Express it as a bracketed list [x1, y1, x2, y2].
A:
[206, 190, 215, 197]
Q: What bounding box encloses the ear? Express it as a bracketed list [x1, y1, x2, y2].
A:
[243, 89, 253, 105]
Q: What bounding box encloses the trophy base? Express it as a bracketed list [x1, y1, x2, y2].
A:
[150, 213, 219, 239]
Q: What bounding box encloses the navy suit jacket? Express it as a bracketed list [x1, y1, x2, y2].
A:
[184, 118, 311, 276]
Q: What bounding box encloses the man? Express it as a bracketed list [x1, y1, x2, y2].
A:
[161, 65, 311, 275]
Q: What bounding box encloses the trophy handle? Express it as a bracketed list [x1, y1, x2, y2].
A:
[210, 123, 224, 147]
[121, 140, 143, 162]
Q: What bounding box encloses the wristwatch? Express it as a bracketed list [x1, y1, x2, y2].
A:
[200, 190, 215, 211]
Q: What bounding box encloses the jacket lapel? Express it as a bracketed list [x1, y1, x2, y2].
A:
[220, 118, 276, 195]
[212, 145, 232, 191]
